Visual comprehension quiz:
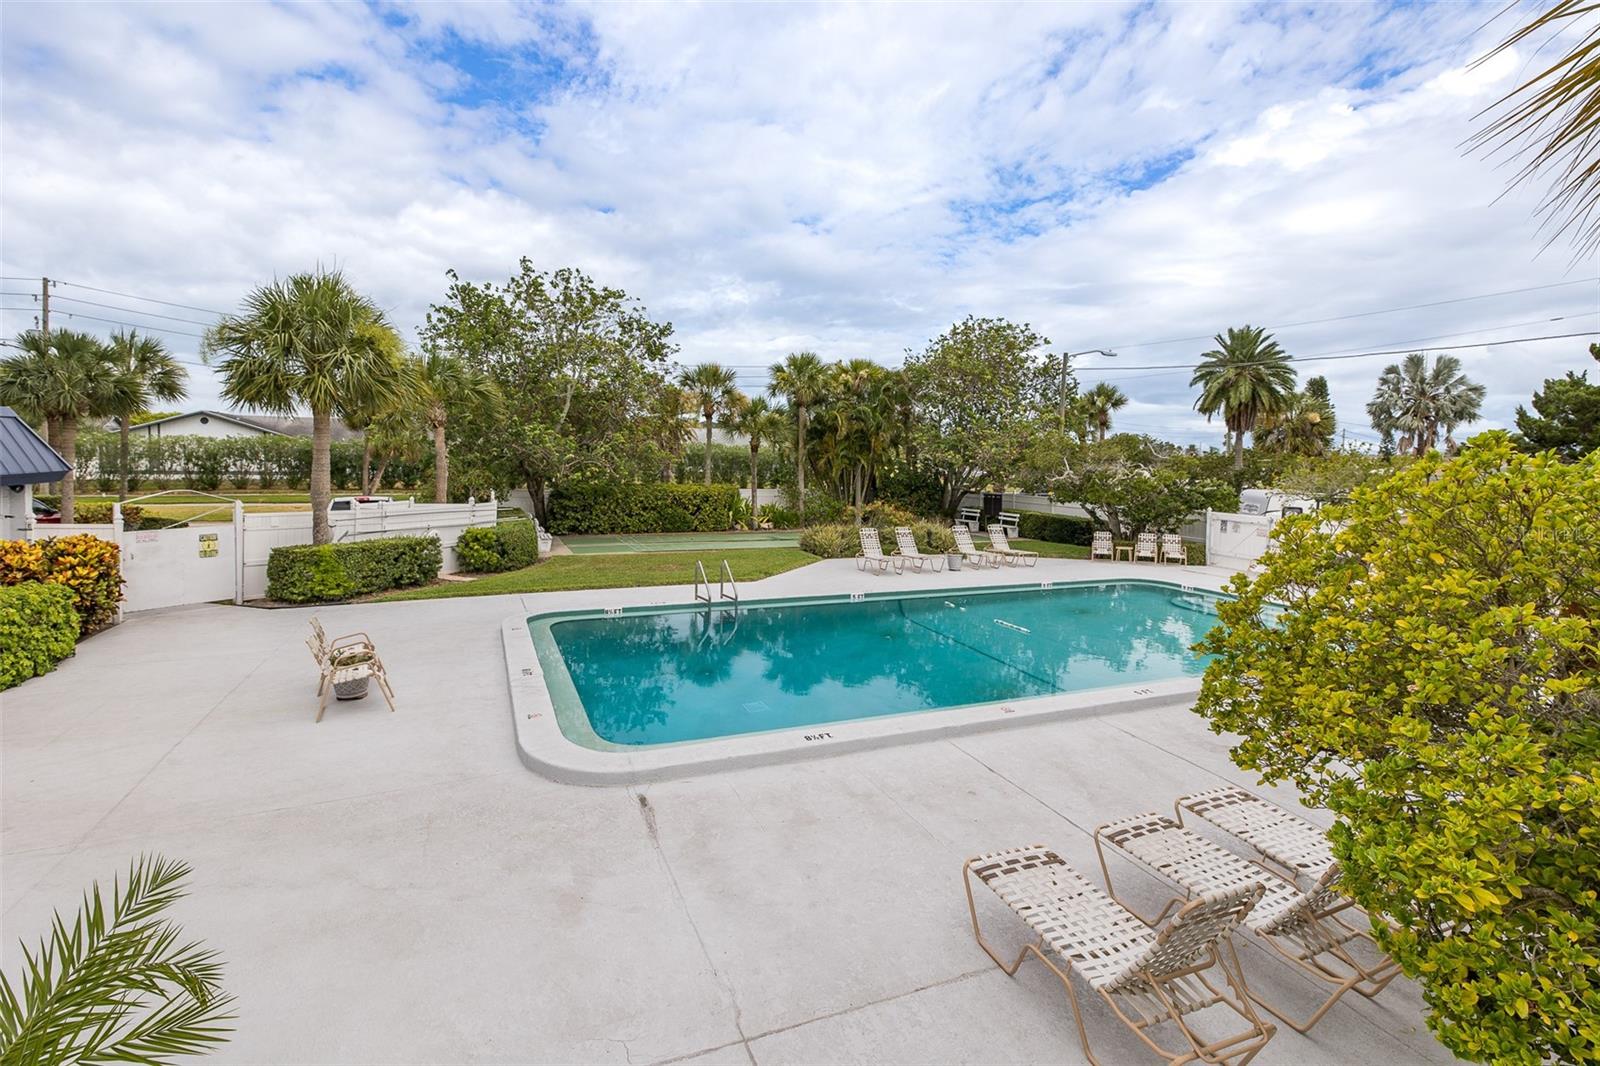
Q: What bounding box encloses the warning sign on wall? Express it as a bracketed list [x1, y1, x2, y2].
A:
[198, 532, 219, 558]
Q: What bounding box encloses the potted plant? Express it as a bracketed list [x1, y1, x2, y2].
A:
[947, 551, 963, 571]
[330, 648, 372, 701]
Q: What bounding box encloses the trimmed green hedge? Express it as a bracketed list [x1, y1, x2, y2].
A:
[0, 583, 80, 690]
[546, 483, 742, 535]
[457, 520, 541, 573]
[1017, 512, 1096, 545]
[266, 536, 442, 603]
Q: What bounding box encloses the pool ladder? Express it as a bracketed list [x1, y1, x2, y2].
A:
[694, 559, 739, 606]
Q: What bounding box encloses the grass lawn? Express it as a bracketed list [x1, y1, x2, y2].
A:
[378, 547, 819, 601]
[1008, 538, 1090, 559]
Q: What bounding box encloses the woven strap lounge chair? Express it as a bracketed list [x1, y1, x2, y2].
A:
[1094, 814, 1402, 1033]
[1160, 534, 1186, 565]
[1175, 787, 1334, 887]
[951, 525, 1001, 568]
[308, 617, 383, 672]
[1091, 531, 1114, 560]
[892, 526, 945, 572]
[856, 527, 903, 574]
[965, 846, 1275, 1066]
[307, 618, 395, 723]
[987, 527, 1039, 567]
[1135, 531, 1160, 562]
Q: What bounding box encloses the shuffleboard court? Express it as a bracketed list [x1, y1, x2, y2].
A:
[560, 531, 803, 555]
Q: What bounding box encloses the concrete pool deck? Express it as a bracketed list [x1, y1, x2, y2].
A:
[1, 558, 1459, 1064]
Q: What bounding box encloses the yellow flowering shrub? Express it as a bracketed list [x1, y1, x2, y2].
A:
[0, 534, 124, 631]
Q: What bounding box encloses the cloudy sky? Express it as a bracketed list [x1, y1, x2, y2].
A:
[2, 0, 1596, 448]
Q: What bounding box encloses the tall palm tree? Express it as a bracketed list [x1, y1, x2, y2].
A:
[1366, 353, 1486, 456]
[1079, 382, 1128, 443]
[768, 351, 829, 504]
[204, 270, 409, 544]
[726, 395, 788, 520]
[1190, 325, 1297, 470]
[105, 330, 188, 499]
[414, 353, 502, 502]
[1256, 390, 1335, 456]
[677, 363, 740, 485]
[0, 329, 139, 521]
[821, 360, 905, 521]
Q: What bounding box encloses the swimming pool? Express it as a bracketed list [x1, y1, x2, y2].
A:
[523, 581, 1223, 754]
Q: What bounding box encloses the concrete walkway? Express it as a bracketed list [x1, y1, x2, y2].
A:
[0, 559, 1458, 1064]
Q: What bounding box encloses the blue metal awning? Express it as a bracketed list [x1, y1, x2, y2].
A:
[0, 407, 70, 486]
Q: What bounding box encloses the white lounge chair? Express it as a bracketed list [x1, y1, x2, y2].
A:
[307, 618, 395, 723]
[951, 526, 1001, 568]
[856, 527, 903, 575]
[1134, 531, 1159, 563]
[1174, 787, 1334, 888]
[1160, 533, 1186, 565]
[1091, 531, 1114, 561]
[893, 527, 945, 572]
[1094, 814, 1402, 1034]
[986, 527, 1038, 567]
[966, 845, 1276, 1065]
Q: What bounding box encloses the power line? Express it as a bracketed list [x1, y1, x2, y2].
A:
[49, 294, 217, 327]
[1102, 278, 1599, 352]
[53, 279, 230, 316]
[0, 307, 207, 340]
[1088, 330, 1599, 376]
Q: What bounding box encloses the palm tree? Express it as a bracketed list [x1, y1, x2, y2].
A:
[726, 395, 788, 521]
[677, 363, 740, 485]
[1079, 382, 1128, 443]
[1256, 390, 1335, 456]
[1366, 353, 1486, 456]
[204, 270, 409, 544]
[105, 330, 188, 499]
[768, 351, 829, 504]
[0, 329, 139, 521]
[414, 353, 501, 502]
[820, 360, 905, 521]
[1190, 325, 1297, 470]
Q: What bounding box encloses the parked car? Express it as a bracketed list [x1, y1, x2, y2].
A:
[32, 497, 59, 523]
[329, 495, 393, 512]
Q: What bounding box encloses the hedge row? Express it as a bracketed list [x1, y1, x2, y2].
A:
[457, 520, 541, 573]
[546, 483, 742, 535]
[0, 583, 80, 690]
[71, 430, 432, 493]
[266, 536, 442, 603]
[0, 534, 124, 631]
[1017, 512, 1096, 546]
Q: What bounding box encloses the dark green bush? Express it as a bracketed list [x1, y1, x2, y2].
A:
[266, 536, 442, 603]
[910, 520, 956, 554]
[1017, 512, 1096, 545]
[456, 521, 541, 573]
[0, 583, 80, 690]
[546, 483, 742, 535]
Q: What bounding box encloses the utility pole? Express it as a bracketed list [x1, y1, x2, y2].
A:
[1058, 352, 1071, 431]
[40, 276, 50, 337]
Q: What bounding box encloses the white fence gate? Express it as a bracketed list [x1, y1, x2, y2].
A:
[121, 523, 239, 612]
[1203, 510, 1276, 572]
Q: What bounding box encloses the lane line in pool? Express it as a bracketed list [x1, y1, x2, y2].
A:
[894, 599, 1057, 690]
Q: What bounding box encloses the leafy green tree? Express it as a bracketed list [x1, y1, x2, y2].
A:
[1271, 448, 1401, 505]
[1255, 389, 1335, 456]
[810, 360, 907, 521]
[678, 364, 740, 485]
[1366, 352, 1485, 457]
[1079, 381, 1128, 443]
[421, 261, 676, 521]
[768, 351, 829, 504]
[105, 331, 188, 500]
[205, 269, 409, 543]
[725, 395, 788, 519]
[1515, 343, 1600, 461]
[0, 854, 233, 1065]
[1041, 434, 1236, 538]
[0, 329, 139, 522]
[414, 353, 502, 501]
[1195, 434, 1600, 1064]
[1190, 325, 1296, 471]
[902, 316, 1059, 515]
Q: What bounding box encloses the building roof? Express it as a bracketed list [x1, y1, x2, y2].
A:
[129, 410, 362, 441]
[0, 407, 71, 486]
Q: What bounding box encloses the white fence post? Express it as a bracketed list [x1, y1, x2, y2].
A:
[1204, 508, 1212, 566]
[233, 499, 245, 605]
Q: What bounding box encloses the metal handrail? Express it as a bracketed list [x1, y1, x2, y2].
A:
[694, 560, 712, 603]
[719, 559, 738, 603]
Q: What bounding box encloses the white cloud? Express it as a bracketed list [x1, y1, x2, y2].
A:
[0, 0, 1593, 446]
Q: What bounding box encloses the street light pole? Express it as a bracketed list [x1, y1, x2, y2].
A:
[1059, 348, 1118, 431]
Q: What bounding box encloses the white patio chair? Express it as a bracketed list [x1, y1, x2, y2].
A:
[306, 618, 395, 723]
[892, 527, 945, 572]
[1174, 787, 1334, 888]
[1091, 531, 1114, 561]
[1160, 533, 1186, 565]
[856, 527, 903, 575]
[1134, 531, 1159, 563]
[965, 845, 1275, 1065]
[951, 525, 1001, 568]
[986, 527, 1038, 567]
[1095, 814, 1402, 1034]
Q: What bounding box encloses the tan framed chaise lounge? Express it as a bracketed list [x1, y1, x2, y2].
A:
[306, 617, 396, 723]
[892, 526, 945, 572]
[1161, 533, 1187, 565]
[1174, 787, 1336, 888]
[1093, 813, 1402, 1033]
[987, 527, 1039, 567]
[856, 527, 903, 574]
[1135, 531, 1160, 563]
[951, 525, 1001, 568]
[965, 845, 1276, 1065]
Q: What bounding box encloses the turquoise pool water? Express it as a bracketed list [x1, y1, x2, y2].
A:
[542, 582, 1222, 747]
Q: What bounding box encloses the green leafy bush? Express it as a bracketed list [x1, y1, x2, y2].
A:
[910, 520, 955, 554]
[1, 534, 124, 631]
[0, 582, 80, 690]
[456, 521, 541, 573]
[546, 483, 742, 535]
[758, 504, 801, 529]
[1194, 435, 1600, 1064]
[797, 524, 861, 558]
[266, 536, 442, 603]
[1017, 512, 1095, 545]
[860, 501, 918, 530]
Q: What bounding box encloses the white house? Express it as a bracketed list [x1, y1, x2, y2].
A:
[127, 410, 360, 441]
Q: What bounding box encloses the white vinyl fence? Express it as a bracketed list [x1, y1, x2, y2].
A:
[27, 497, 497, 612]
[956, 492, 1207, 542]
[1203, 510, 1276, 572]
